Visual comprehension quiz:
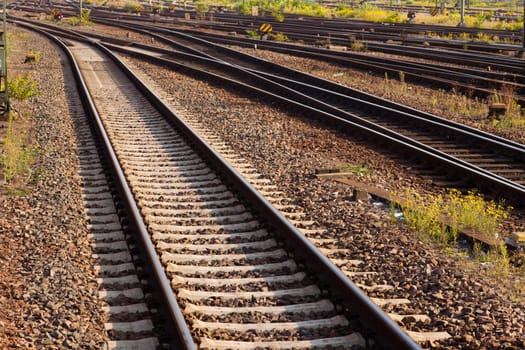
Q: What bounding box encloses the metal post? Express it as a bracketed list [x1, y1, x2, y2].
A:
[459, 0, 465, 26]
[80, 0, 83, 24]
[0, 0, 8, 115]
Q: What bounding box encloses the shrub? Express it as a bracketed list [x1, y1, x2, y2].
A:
[8, 73, 41, 101]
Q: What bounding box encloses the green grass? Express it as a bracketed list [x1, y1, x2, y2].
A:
[336, 163, 369, 175]
[349, 40, 366, 51]
[269, 32, 289, 41]
[246, 29, 259, 38]
[8, 73, 41, 101]
[335, 5, 404, 23]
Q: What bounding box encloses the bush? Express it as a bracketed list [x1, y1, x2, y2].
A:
[8, 73, 40, 101]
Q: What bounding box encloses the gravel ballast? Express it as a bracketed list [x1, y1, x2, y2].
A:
[0, 27, 107, 348]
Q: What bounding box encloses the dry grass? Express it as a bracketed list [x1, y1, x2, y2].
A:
[0, 112, 37, 194]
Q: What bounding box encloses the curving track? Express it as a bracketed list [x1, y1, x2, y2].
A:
[51, 20, 525, 205]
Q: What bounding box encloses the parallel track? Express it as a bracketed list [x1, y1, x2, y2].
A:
[46, 19, 525, 205]
[93, 18, 525, 104]
[92, 8, 525, 46]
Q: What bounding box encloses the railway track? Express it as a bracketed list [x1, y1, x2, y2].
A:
[21, 20, 438, 349]
[90, 18, 525, 104]
[88, 8, 525, 51]
[47, 30, 166, 347]
[28, 17, 525, 205]
[11, 1, 524, 53]
[76, 96, 161, 348]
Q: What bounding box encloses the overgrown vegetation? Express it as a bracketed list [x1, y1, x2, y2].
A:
[392, 189, 512, 270]
[336, 163, 369, 175]
[349, 40, 366, 51]
[67, 8, 93, 25]
[123, 2, 142, 12]
[269, 32, 289, 41]
[80, 8, 92, 24]
[203, 0, 523, 31]
[487, 87, 525, 129]
[246, 29, 259, 38]
[24, 50, 41, 63]
[1, 74, 41, 193]
[1, 112, 37, 193]
[336, 4, 404, 22]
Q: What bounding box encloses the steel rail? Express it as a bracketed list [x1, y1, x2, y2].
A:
[88, 8, 525, 56]
[20, 15, 524, 200]
[187, 11, 523, 39]
[92, 7, 523, 43]
[179, 30, 525, 103]
[85, 13, 525, 74]
[184, 30, 525, 84]
[87, 18, 525, 155]
[16, 18, 423, 349]
[11, 1, 523, 48]
[13, 21, 198, 350]
[93, 38, 525, 203]
[16, 16, 525, 198]
[84, 17, 525, 104]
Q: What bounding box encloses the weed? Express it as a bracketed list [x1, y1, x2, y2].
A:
[509, 278, 525, 302]
[235, 3, 251, 15]
[443, 246, 469, 258]
[336, 163, 369, 175]
[475, 32, 492, 43]
[246, 29, 259, 39]
[80, 8, 92, 24]
[389, 199, 397, 222]
[8, 188, 31, 196]
[446, 189, 510, 241]
[473, 242, 510, 275]
[123, 2, 140, 12]
[68, 17, 80, 26]
[269, 32, 289, 42]
[194, 2, 209, 12]
[8, 73, 41, 101]
[397, 189, 510, 247]
[29, 168, 46, 184]
[335, 5, 403, 23]
[398, 71, 407, 93]
[1, 112, 37, 189]
[487, 88, 525, 129]
[271, 9, 285, 22]
[24, 50, 41, 63]
[350, 41, 366, 52]
[401, 191, 449, 244]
